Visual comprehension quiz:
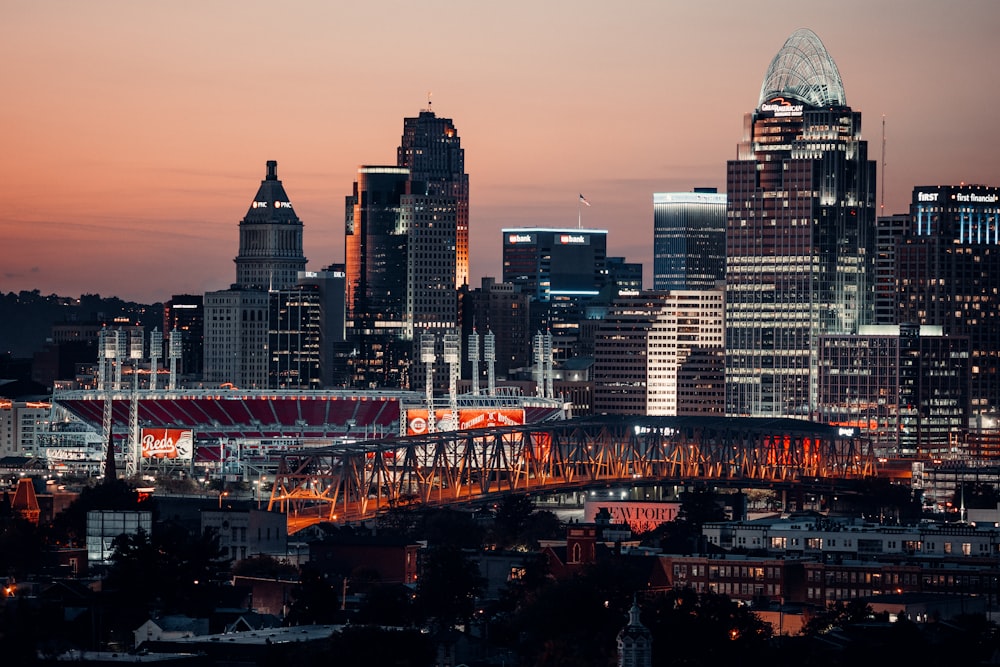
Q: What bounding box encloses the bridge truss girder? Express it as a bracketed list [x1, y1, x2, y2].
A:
[268, 417, 876, 524]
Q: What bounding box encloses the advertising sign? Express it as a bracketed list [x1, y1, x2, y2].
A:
[583, 500, 682, 533]
[405, 408, 525, 436]
[141, 428, 194, 460]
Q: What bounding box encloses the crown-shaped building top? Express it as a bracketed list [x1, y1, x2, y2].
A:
[758, 28, 846, 109]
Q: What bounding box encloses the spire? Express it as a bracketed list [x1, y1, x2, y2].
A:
[104, 432, 118, 483]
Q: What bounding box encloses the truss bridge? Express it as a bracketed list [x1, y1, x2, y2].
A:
[269, 415, 876, 531]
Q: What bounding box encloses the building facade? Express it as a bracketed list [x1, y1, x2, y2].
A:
[895, 185, 1000, 416]
[163, 294, 204, 379]
[653, 189, 726, 290]
[343, 109, 470, 390]
[593, 290, 725, 415]
[234, 161, 306, 292]
[818, 324, 970, 457]
[725, 29, 876, 418]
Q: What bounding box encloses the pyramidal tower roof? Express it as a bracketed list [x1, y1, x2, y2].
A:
[758, 28, 846, 109]
[242, 160, 301, 225]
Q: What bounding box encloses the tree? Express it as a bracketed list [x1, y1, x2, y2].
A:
[491, 493, 536, 548]
[413, 544, 484, 629]
[286, 563, 341, 625]
[801, 599, 875, 636]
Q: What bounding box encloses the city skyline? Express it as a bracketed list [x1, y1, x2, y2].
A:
[2, 1, 998, 303]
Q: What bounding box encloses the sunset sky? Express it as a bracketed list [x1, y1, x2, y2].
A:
[2, 1, 998, 303]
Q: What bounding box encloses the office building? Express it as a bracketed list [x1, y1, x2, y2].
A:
[203, 289, 270, 388]
[502, 227, 608, 303]
[344, 109, 469, 389]
[397, 109, 470, 289]
[234, 161, 307, 291]
[593, 290, 725, 416]
[896, 185, 1000, 416]
[269, 283, 322, 390]
[460, 277, 532, 382]
[653, 189, 726, 290]
[818, 324, 969, 456]
[725, 29, 876, 418]
[163, 295, 203, 378]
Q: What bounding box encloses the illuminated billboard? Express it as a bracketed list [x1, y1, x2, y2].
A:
[405, 408, 525, 436]
[583, 500, 681, 533]
[141, 428, 194, 460]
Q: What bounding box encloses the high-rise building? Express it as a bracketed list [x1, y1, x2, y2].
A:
[873, 213, 910, 325]
[460, 277, 531, 381]
[818, 324, 969, 457]
[397, 109, 469, 288]
[502, 226, 609, 361]
[725, 29, 876, 418]
[235, 160, 307, 291]
[343, 109, 470, 390]
[269, 283, 322, 390]
[206, 160, 307, 388]
[502, 227, 609, 303]
[593, 290, 725, 416]
[163, 294, 203, 378]
[203, 289, 270, 388]
[895, 185, 1000, 416]
[653, 189, 726, 290]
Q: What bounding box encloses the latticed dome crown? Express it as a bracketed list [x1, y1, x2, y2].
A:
[758, 28, 845, 108]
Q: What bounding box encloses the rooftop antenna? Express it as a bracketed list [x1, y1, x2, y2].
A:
[426, 90, 432, 112]
[880, 114, 886, 216]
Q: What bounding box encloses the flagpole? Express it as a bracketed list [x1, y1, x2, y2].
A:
[578, 196, 581, 229]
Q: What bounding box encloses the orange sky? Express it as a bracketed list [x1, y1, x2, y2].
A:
[2, 1, 998, 303]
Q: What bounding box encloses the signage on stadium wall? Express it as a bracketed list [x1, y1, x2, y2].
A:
[141, 428, 194, 460]
[583, 500, 682, 533]
[405, 408, 525, 436]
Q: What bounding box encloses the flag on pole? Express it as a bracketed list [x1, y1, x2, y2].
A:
[579, 194, 591, 207]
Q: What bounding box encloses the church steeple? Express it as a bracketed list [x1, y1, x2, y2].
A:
[617, 596, 652, 667]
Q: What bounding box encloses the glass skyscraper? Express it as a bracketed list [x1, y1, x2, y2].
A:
[344, 108, 469, 389]
[896, 185, 1000, 416]
[653, 189, 726, 290]
[725, 29, 877, 417]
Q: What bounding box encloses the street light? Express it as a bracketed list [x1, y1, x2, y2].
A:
[219, 490, 229, 508]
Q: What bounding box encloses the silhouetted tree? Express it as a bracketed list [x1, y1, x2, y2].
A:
[286, 563, 340, 625]
[413, 544, 484, 629]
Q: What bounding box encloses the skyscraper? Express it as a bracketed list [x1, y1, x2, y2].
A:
[896, 184, 1000, 416]
[235, 160, 307, 291]
[593, 289, 725, 416]
[653, 189, 726, 290]
[205, 161, 308, 388]
[725, 29, 876, 418]
[397, 109, 469, 288]
[343, 108, 469, 389]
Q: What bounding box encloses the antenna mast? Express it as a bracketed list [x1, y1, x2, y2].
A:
[880, 114, 886, 216]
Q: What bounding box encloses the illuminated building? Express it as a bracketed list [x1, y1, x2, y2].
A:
[269, 283, 322, 390]
[725, 29, 876, 417]
[502, 226, 609, 360]
[163, 294, 203, 377]
[460, 277, 531, 381]
[895, 185, 1000, 416]
[817, 324, 969, 457]
[234, 161, 307, 291]
[342, 108, 469, 390]
[593, 290, 725, 416]
[502, 227, 608, 303]
[653, 189, 726, 290]
[397, 109, 469, 289]
[203, 289, 270, 388]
